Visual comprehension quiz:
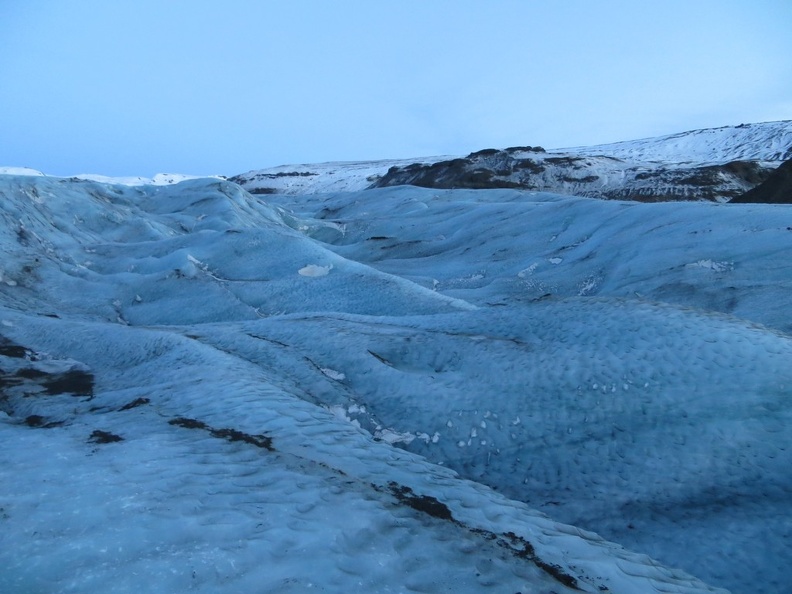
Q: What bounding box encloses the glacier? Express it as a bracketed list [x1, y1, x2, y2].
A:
[1, 123, 792, 593]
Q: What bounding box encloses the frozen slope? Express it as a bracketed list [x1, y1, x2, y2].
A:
[1, 306, 737, 594]
[200, 303, 790, 593]
[0, 176, 470, 323]
[1, 174, 791, 593]
[561, 120, 792, 165]
[275, 186, 792, 333]
[235, 185, 792, 594]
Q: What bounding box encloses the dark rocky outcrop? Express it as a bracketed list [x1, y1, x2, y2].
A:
[370, 148, 775, 202]
[88, 429, 124, 444]
[730, 159, 792, 204]
[1, 334, 94, 421]
[169, 417, 274, 450]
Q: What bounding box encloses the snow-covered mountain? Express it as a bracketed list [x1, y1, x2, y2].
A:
[231, 121, 792, 202]
[2, 122, 792, 594]
[228, 156, 452, 196]
[369, 149, 769, 202]
[561, 120, 792, 164]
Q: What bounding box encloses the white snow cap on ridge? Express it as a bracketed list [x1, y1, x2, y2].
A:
[0, 167, 223, 186]
[559, 119, 792, 164]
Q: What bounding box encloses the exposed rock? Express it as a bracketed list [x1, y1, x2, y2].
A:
[1, 335, 94, 421]
[730, 159, 792, 204]
[119, 397, 150, 411]
[371, 149, 774, 202]
[88, 429, 123, 444]
[169, 417, 274, 450]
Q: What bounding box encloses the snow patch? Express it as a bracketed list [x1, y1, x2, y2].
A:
[0, 167, 45, 177]
[298, 264, 333, 277]
[374, 428, 415, 445]
[517, 263, 539, 278]
[686, 259, 734, 272]
[320, 367, 346, 381]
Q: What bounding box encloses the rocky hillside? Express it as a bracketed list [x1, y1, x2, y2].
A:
[370, 147, 772, 202]
[731, 159, 792, 204]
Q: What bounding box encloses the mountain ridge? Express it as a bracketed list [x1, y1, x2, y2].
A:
[230, 120, 792, 201]
[557, 120, 792, 164]
[5, 120, 790, 203]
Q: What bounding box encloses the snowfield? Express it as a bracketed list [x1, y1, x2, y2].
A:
[229, 157, 454, 196]
[1, 122, 792, 594]
[560, 120, 792, 164]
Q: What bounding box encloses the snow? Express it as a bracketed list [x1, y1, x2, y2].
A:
[0, 168, 223, 186]
[298, 263, 333, 277]
[230, 157, 453, 196]
[2, 124, 792, 593]
[0, 166, 46, 177]
[558, 120, 792, 165]
[73, 172, 226, 186]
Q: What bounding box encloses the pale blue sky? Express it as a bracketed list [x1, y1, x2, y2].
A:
[1, 0, 790, 177]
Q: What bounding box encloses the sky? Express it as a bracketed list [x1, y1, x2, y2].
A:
[1, 0, 791, 177]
